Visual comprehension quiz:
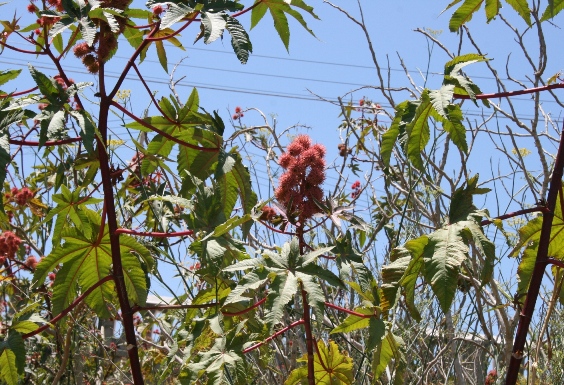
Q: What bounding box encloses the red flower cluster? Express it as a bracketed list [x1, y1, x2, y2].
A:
[259, 205, 276, 222]
[275, 135, 325, 220]
[485, 369, 497, 385]
[351, 180, 361, 199]
[5, 187, 34, 206]
[233, 106, 244, 120]
[27, 3, 38, 13]
[0, 231, 22, 260]
[25, 255, 38, 269]
[152, 5, 163, 16]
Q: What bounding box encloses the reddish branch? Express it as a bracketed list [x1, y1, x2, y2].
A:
[548, 258, 564, 269]
[0, 87, 39, 98]
[9, 137, 83, 146]
[222, 297, 267, 317]
[232, 1, 262, 18]
[22, 275, 114, 339]
[505, 121, 564, 385]
[131, 63, 176, 124]
[115, 229, 194, 238]
[301, 288, 315, 385]
[0, 41, 46, 55]
[132, 303, 217, 312]
[111, 101, 220, 153]
[242, 319, 305, 354]
[454, 83, 564, 100]
[145, 12, 199, 42]
[324, 302, 373, 318]
[480, 207, 550, 226]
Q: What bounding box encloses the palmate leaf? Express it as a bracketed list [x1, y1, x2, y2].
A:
[34, 211, 150, 317]
[43, 185, 102, 246]
[187, 337, 242, 385]
[250, 0, 318, 51]
[285, 340, 354, 385]
[0, 332, 25, 385]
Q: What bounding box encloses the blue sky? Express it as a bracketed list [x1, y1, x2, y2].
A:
[3, 1, 564, 298]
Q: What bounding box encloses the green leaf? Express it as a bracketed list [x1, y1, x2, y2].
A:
[266, 271, 298, 332]
[212, 214, 252, 238]
[0, 69, 21, 87]
[201, 11, 226, 44]
[406, 91, 432, 170]
[330, 307, 372, 334]
[429, 85, 454, 119]
[423, 225, 469, 313]
[79, 16, 97, 46]
[0, 332, 25, 385]
[514, 183, 564, 291]
[449, 174, 489, 223]
[505, 0, 532, 25]
[10, 320, 39, 334]
[28, 64, 59, 104]
[225, 15, 252, 64]
[251, 0, 317, 51]
[286, 340, 354, 385]
[69, 109, 97, 154]
[485, 0, 501, 21]
[372, 332, 403, 380]
[381, 101, 416, 167]
[442, 104, 468, 154]
[160, 3, 193, 30]
[449, 0, 484, 31]
[34, 213, 149, 316]
[541, 0, 564, 20]
[155, 40, 168, 72]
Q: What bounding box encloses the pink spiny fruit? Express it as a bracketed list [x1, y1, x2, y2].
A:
[274, 135, 326, 220]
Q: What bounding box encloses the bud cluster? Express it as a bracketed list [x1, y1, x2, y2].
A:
[0, 231, 22, 261]
[5, 187, 34, 206]
[275, 135, 326, 220]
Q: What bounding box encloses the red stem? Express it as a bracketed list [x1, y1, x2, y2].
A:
[132, 303, 217, 312]
[0, 87, 39, 98]
[115, 229, 194, 238]
[301, 288, 315, 385]
[22, 275, 114, 339]
[222, 297, 267, 317]
[480, 207, 550, 226]
[231, 1, 262, 18]
[0, 41, 46, 55]
[548, 258, 564, 269]
[111, 101, 220, 152]
[454, 83, 564, 100]
[9, 137, 82, 146]
[242, 319, 305, 354]
[324, 301, 373, 318]
[107, 23, 160, 101]
[145, 12, 199, 42]
[505, 121, 564, 385]
[259, 220, 296, 235]
[131, 63, 176, 124]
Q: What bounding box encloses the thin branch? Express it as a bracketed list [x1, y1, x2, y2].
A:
[242, 319, 305, 354]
